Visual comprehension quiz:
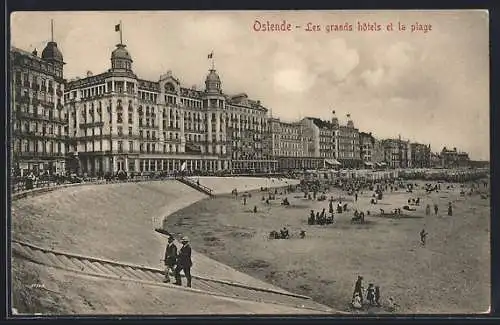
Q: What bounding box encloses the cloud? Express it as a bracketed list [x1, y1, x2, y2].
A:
[358, 42, 440, 102]
[273, 69, 315, 93]
[360, 67, 384, 87]
[307, 38, 360, 82]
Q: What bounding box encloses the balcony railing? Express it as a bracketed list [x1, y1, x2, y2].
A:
[15, 111, 67, 124]
[15, 151, 66, 158]
[79, 121, 104, 128]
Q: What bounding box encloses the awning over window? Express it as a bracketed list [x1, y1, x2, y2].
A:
[325, 159, 342, 166]
[376, 162, 387, 167]
[364, 161, 374, 166]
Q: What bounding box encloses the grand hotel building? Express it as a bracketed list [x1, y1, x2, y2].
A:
[10, 25, 440, 177]
[63, 40, 277, 175]
[10, 40, 67, 176]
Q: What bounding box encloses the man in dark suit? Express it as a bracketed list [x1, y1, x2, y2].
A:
[175, 236, 193, 287]
[352, 275, 364, 304]
[163, 235, 177, 283]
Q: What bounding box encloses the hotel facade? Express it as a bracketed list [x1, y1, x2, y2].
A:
[10, 40, 67, 177]
[10, 24, 471, 176]
[63, 40, 277, 176]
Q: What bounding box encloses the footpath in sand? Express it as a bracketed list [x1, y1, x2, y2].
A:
[11, 177, 318, 315]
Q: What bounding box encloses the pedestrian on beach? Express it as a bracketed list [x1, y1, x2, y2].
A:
[375, 286, 381, 306]
[434, 204, 439, 216]
[367, 283, 376, 305]
[448, 202, 453, 216]
[425, 204, 431, 216]
[420, 229, 428, 246]
[174, 236, 193, 288]
[352, 292, 362, 309]
[163, 235, 177, 283]
[352, 276, 364, 303]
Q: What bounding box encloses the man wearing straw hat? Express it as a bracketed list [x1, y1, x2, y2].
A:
[174, 236, 193, 287]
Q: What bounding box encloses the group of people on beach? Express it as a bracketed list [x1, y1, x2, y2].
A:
[352, 275, 393, 310]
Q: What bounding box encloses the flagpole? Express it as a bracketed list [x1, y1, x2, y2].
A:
[120, 20, 123, 45]
[51, 19, 54, 42]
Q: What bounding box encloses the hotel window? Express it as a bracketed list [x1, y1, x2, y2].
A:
[118, 127, 123, 136]
[129, 141, 133, 152]
[118, 141, 123, 152]
[116, 82, 123, 93]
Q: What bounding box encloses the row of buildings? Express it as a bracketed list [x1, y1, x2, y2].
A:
[10, 27, 472, 176]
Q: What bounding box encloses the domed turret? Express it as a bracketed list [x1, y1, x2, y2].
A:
[41, 41, 64, 63]
[346, 113, 354, 128]
[111, 44, 133, 71]
[205, 69, 222, 94]
[331, 110, 339, 128]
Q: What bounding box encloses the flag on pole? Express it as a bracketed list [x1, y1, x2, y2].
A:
[208, 51, 213, 59]
[180, 161, 187, 172]
[115, 24, 121, 32]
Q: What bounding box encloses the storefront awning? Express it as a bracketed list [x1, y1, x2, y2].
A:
[376, 162, 387, 167]
[364, 161, 374, 166]
[325, 159, 342, 166]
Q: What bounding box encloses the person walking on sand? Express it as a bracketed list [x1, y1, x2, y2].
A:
[366, 283, 376, 305]
[352, 276, 364, 303]
[163, 235, 177, 283]
[175, 236, 193, 288]
[448, 202, 453, 216]
[425, 204, 431, 216]
[420, 229, 428, 246]
[434, 204, 439, 216]
[375, 285, 381, 306]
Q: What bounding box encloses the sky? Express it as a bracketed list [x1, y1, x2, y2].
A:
[10, 10, 490, 160]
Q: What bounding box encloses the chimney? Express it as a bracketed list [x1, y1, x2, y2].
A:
[87, 71, 93, 77]
[32, 48, 38, 56]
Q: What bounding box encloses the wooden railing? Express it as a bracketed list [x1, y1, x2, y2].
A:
[176, 176, 214, 196]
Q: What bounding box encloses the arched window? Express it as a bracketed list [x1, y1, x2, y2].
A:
[165, 83, 175, 93]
